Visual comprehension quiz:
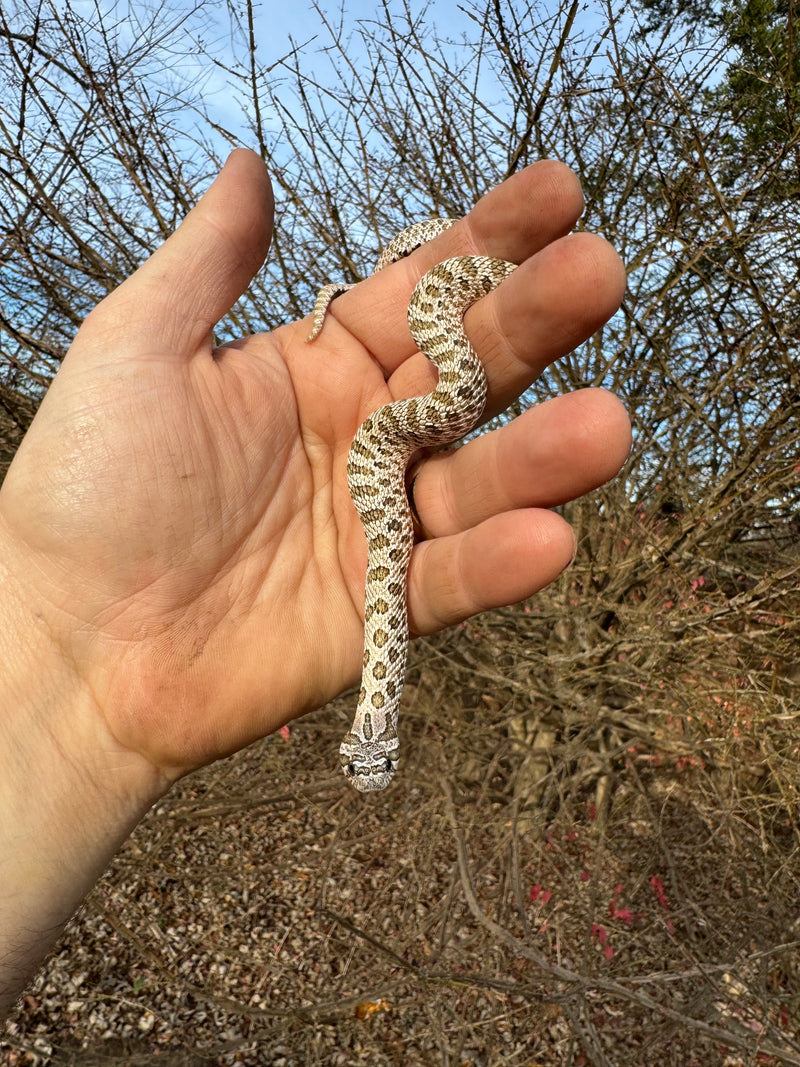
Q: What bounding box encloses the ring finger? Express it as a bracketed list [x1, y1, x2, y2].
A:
[408, 387, 632, 540]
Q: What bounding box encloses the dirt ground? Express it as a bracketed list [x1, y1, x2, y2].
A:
[3, 615, 799, 1067]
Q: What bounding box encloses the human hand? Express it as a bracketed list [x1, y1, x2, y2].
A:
[0, 149, 629, 787]
[0, 149, 630, 1014]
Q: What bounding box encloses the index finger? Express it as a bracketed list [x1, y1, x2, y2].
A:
[302, 160, 587, 376]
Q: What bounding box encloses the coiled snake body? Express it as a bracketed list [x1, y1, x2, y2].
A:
[308, 220, 516, 792]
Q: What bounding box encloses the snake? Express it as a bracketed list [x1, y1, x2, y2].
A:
[307, 219, 516, 792]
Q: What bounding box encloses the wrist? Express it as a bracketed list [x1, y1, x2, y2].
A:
[0, 536, 166, 1017]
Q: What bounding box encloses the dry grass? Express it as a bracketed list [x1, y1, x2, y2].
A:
[1, 3, 798, 1063]
[4, 530, 799, 1065]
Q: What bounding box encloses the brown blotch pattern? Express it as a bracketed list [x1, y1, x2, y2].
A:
[311, 219, 516, 791]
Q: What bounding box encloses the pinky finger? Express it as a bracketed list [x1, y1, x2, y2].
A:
[407, 508, 575, 636]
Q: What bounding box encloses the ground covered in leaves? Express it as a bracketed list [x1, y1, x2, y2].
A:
[3, 607, 799, 1067]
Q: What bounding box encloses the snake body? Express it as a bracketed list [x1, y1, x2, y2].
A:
[308, 220, 516, 792]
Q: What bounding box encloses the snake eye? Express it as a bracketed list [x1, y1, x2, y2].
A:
[346, 763, 356, 777]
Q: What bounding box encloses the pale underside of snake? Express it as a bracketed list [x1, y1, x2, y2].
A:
[307, 219, 516, 792]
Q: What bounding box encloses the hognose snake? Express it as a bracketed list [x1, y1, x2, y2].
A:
[308, 219, 516, 792]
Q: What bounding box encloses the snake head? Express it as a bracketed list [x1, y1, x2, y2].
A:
[339, 742, 399, 792]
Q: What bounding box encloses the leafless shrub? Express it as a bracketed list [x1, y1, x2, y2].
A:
[1, 0, 798, 1063]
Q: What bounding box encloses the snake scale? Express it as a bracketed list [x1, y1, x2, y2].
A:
[308, 219, 516, 792]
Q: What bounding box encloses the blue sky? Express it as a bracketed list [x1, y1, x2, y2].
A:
[61, 1, 490, 139]
[62, 0, 611, 149]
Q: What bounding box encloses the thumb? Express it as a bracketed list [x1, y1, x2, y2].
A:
[80, 149, 274, 361]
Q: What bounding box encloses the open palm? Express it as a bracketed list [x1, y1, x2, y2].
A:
[0, 150, 629, 781]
